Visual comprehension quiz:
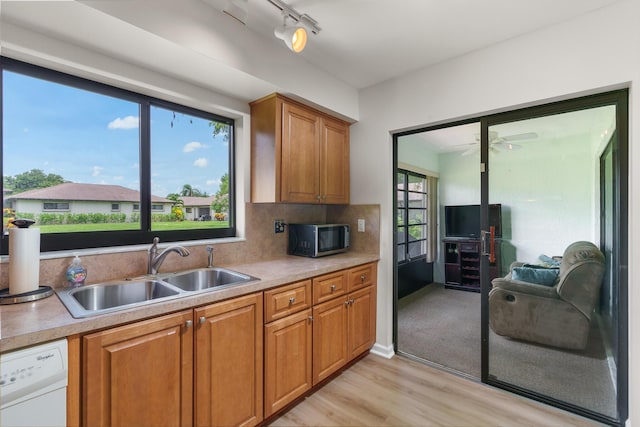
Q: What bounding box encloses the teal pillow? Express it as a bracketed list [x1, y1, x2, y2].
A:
[512, 265, 559, 286]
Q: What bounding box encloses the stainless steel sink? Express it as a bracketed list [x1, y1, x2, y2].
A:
[56, 279, 182, 318]
[160, 267, 258, 292]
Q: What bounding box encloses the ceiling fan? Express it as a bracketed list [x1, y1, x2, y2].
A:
[460, 130, 538, 156]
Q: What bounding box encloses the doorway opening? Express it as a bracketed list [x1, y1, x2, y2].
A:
[393, 90, 628, 425]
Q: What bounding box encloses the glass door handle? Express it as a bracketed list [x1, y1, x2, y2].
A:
[481, 226, 496, 263]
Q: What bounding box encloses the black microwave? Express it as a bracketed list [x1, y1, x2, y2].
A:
[288, 224, 350, 258]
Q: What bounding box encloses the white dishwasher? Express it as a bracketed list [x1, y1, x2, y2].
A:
[0, 338, 68, 427]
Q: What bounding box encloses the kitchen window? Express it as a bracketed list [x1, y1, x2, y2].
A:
[1, 57, 235, 253]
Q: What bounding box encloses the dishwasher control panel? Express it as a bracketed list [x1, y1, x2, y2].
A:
[0, 338, 68, 408]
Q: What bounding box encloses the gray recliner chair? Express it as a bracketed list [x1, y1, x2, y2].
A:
[489, 241, 605, 350]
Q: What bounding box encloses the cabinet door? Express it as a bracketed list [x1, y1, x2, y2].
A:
[83, 310, 193, 427]
[312, 296, 348, 385]
[320, 116, 350, 204]
[347, 286, 377, 361]
[281, 102, 320, 203]
[195, 293, 263, 427]
[264, 308, 312, 417]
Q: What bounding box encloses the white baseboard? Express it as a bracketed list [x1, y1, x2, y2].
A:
[369, 343, 395, 359]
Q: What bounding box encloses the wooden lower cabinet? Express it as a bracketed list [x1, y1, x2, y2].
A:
[82, 292, 263, 427]
[264, 309, 313, 418]
[195, 293, 263, 427]
[312, 284, 376, 385]
[83, 310, 194, 427]
[347, 285, 377, 360]
[312, 296, 348, 385]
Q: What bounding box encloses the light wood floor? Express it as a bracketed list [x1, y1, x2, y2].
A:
[269, 354, 602, 427]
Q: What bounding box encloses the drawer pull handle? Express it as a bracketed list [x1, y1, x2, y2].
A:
[289, 297, 296, 304]
[360, 274, 366, 282]
[330, 284, 337, 291]
[185, 320, 193, 328]
[344, 301, 350, 307]
[199, 316, 206, 325]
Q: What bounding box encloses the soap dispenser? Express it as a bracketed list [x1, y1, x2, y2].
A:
[66, 255, 87, 287]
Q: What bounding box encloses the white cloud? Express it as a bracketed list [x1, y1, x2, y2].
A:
[194, 158, 208, 167]
[183, 141, 207, 152]
[114, 176, 124, 181]
[108, 115, 139, 130]
[206, 179, 219, 186]
[92, 166, 104, 177]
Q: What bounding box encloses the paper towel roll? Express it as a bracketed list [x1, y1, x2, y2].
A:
[9, 227, 41, 295]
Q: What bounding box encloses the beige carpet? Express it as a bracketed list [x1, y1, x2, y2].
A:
[397, 283, 617, 419]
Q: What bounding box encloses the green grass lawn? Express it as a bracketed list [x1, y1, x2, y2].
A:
[35, 221, 229, 233]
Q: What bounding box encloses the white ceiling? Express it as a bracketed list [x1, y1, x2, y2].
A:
[0, 0, 620, 95]
[234, 0, 620, 89]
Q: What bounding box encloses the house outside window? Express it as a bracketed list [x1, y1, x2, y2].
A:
[1, 57, 235, 253]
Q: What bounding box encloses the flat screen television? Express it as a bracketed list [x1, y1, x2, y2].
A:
[444, 204, 502, 238]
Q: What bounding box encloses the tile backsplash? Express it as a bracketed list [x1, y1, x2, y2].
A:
[0, 203, 380, 290]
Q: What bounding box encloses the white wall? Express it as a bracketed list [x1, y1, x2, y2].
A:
[351, 0, 639, 423]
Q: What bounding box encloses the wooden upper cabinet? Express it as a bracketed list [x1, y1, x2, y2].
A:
[250, 93, 350, 204]
[320, 115, 350, 204]
[281, 102, 321, 203]
[82, 310, 194, 427]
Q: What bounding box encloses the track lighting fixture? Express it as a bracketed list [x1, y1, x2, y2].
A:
[274, 16, 307, 53]
[268, 0, 320, 53]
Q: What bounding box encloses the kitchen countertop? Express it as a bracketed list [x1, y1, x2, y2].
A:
[0, 252, 379, 353]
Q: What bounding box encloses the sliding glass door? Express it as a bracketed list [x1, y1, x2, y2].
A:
[393, 89, 627, 426]
[483, 92, 627, 424]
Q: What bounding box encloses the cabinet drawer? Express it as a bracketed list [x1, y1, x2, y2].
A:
[313, 271, 347, 304]
[264, 280, 311, 323]
[460, 242, 479, 252]
[347, 263, 377, 292]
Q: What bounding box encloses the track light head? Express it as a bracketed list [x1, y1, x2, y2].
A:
[274, 21, 307, 53]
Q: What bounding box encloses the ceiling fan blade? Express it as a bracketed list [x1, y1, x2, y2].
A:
[493, 141, 522, 151]
[501, 132, 538, 141]
[460, 145, 478, 156]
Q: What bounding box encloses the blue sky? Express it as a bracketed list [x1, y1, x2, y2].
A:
[3, 70, 229, 198]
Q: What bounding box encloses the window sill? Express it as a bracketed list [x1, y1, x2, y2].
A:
[0, 236, 246, 263]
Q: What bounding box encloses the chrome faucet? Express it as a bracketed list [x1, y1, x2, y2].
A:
[147, 237, 190, 274]
[206, 245, 214, 268]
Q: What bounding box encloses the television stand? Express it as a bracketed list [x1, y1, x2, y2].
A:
[443, 238, 501, 292]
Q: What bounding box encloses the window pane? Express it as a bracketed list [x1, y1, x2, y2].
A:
[3, 71, 140, 234]
[408, 240, 426, 258]
[408, 192, 427, 208]
[397, 207, 406, 226]
[397, 244, 406, 262]
[397, 226, 406, 243]
[408, 224, 426, 240]
[150, 106, 230, 230]
[397, 190, 406, 208]
[407, 174, 425, 192]
[397, 172, 406, 190]
[408, 209, 426, 224]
